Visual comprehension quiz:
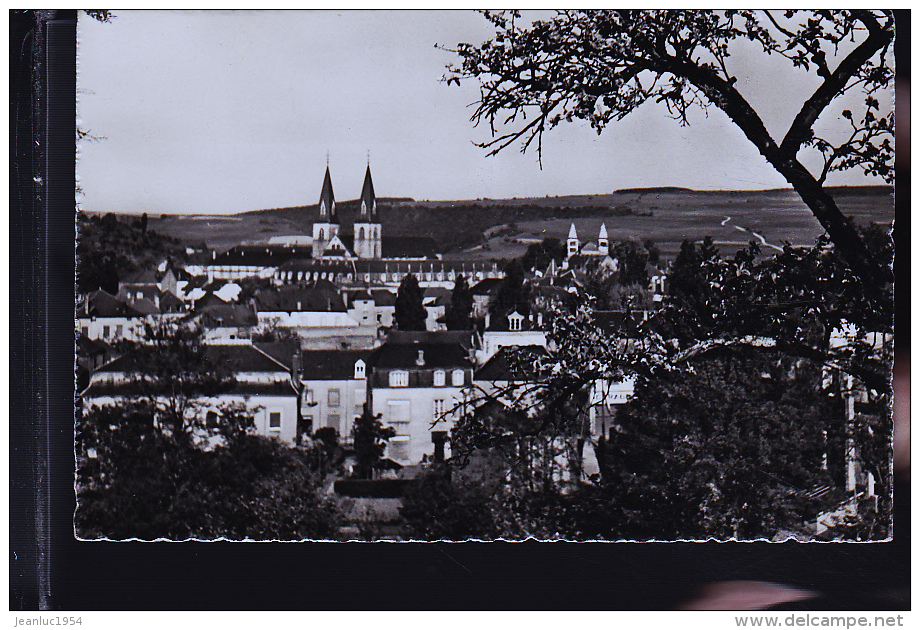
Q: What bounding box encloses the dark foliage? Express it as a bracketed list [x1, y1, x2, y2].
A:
[489, 259, 529, 327]
[76, 212, 186, 293]
[394, 273, 427, 331]
[613, 240, 649, 286]
[594, 350, 835, 539]
[352, 404, 396, 479]
[76, 403, 339, 540]
[445, 10, 893, 303]
[520, 237, 566, 272]
[399, 465, 497, 540]
[445, 275, 474, 330]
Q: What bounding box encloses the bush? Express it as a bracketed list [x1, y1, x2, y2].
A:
[399, 465, 497, 540]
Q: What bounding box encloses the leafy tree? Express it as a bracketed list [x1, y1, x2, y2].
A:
[489, 258, 529, 328]
[76, 403, 339, 539]
[444, 10, 893, 304]
[394, 273, 427, 331]
[351, 404, 396, 479]
[445, 275, 474, 330]
[76, 323, 340, 539]
[613, 240, 649, 286]
[521, 237, 566, 272]
[643, 239, 661, 266]
[117, 321, 236, 447]
[76, 212, 186, 293]
[399, 464, 497, 540]
[594, 349, 835, 540]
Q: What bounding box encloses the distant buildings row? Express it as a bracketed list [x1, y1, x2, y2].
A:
[78, 165, 673, 467]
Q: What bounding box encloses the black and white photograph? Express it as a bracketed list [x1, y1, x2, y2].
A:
[74, 10, 896, 543]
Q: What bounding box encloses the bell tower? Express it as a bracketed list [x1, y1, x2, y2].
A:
[354, 162, 382, 259]
[566, 223, 580, 259]
[312, 163, 339, 259]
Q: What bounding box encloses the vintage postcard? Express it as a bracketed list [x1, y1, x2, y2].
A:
[75, 10, 895, 542]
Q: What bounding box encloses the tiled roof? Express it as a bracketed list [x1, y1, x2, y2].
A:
[196, 303, 258, 327]
[471, 278, 503, 295]
[277, 258, 352, 274]
[210, 244, 305, 268]
[194, 293, 228, 309]
[85, 378, 296, 398]
[254, 285, 346, 312]
[370, 289, 397, 306]
[299, 349, 371, 380]
[94, 343, 290, 376]
[126, 297, 161, 316]
[77, 290, 127, 318]
[347, 289, 373, 302]
[255, 343, 371, 381]
[368, 341, 473, 369]
[385, 330, 476, 348]
[120, 268, 159, 284]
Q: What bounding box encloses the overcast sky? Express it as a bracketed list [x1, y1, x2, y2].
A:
[76, 10, 891, 215]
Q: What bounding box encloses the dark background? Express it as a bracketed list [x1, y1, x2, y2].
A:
[10, 9, 910, 611]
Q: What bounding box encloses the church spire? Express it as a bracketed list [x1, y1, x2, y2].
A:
[360, 164, 377, 219]
[318, 165, 336, 221]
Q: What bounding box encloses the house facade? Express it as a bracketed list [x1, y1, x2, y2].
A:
[367, 339, 475, 464]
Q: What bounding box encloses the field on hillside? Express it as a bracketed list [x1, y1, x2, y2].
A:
[136, 187, 892, 262]
[445, 188, 894, 262]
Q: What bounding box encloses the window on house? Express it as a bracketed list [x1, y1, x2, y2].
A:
[206, 411, 218, 429]
[269, 411, 282, 431]
[81, 326, 88, 337]
[102, 325, 110, 339]
[386, 400, 411, 461]
[451, 369, 465, 387]
[115, 324, 123, 337]
[327, 414, 340, 432]
[433, 398, 445, 420]
[328, 388, 340, 406]
[433, 370, 445, 387]
[389, 371, 409, 387]
[388, 439, 410, 462]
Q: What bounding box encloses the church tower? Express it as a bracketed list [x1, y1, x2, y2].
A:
[566, 223, 580, 259]
[598, 223, 609, 256]
[353, 164, 382, 259]
[312, 165, 339, 259]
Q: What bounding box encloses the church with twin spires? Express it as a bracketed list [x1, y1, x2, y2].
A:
[312, 164, 382, 260]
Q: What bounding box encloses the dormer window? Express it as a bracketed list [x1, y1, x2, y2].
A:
[354, 359, 366, 380]
[389, 370, 409, 387]
[433, 369, 445, 387]
[508, 311, 525, 331]
[451, 369, 465, 387]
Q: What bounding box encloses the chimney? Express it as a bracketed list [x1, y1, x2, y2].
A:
[416, 349, 425, 366]
[292, 348, 302, 382]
